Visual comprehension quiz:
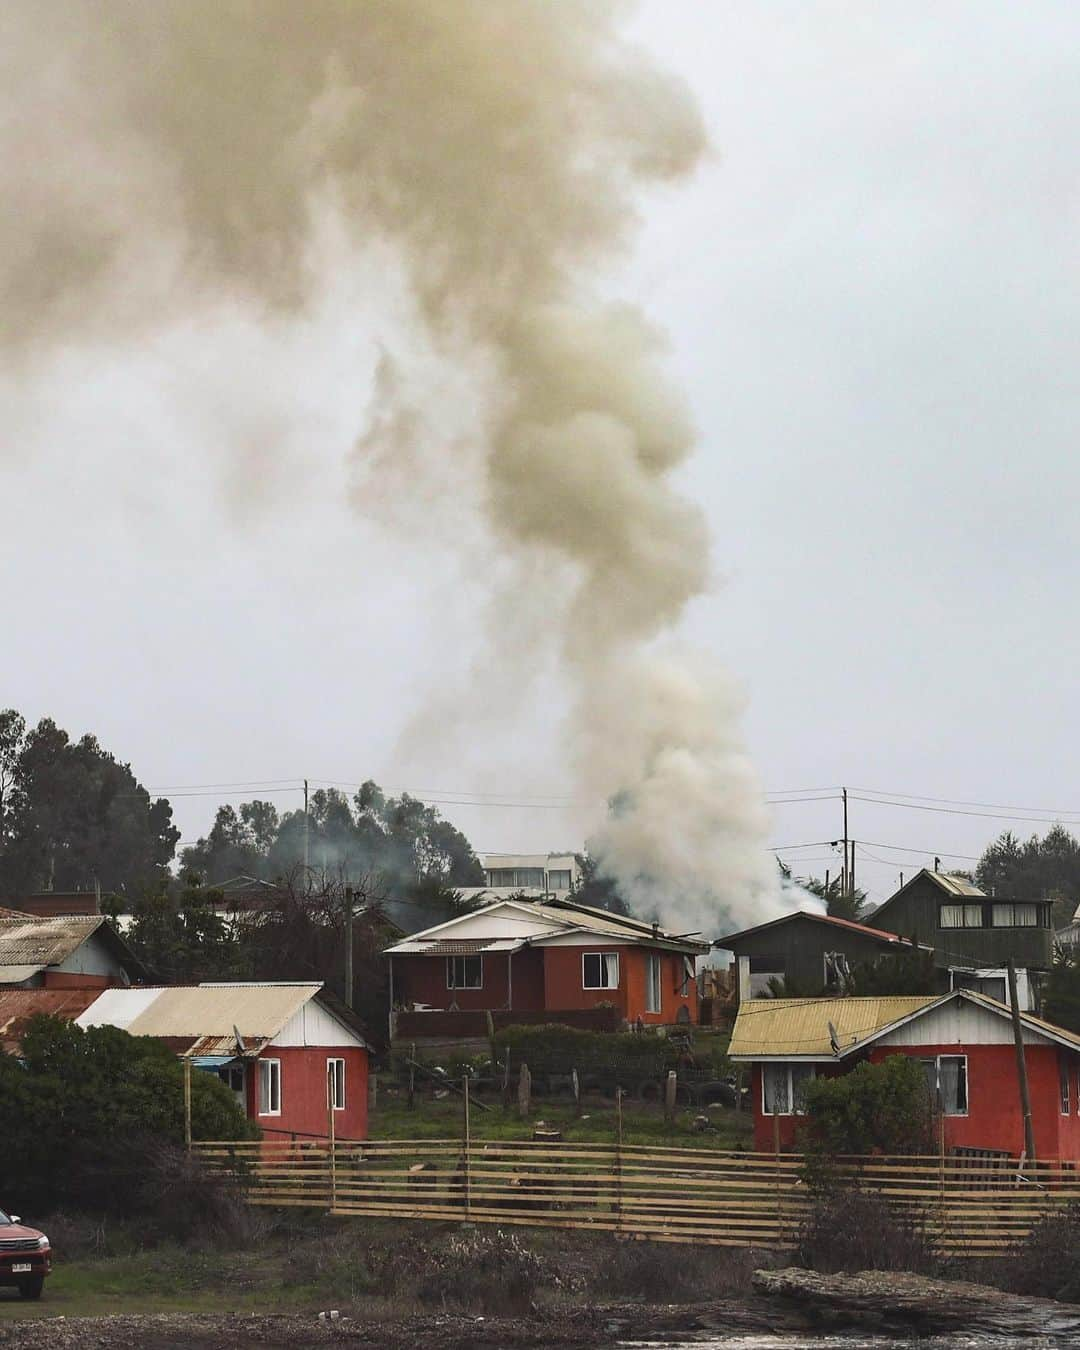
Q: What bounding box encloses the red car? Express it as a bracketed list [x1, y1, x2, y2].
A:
[0, 1210, 51, 1300]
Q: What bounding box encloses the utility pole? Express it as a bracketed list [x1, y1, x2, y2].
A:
[344, 886, 354, 1011]
[842, 787, 849, 896]
[303, 778, 310, 883]
[849, 839, 856, 896]
[1007, 958, 1036, 1167]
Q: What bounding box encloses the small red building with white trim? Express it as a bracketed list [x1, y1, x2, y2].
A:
[77, 981, 369, 1141]
[728, 989, 1080, 1159]
[384, 897, 709, 1037]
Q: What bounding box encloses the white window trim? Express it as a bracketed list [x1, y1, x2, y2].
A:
[761, 1063, 816, 1117]
[328, 1057, 346, 1111]
[445, 955, 483, 990]
[923, 1053, 969, 1118]
[258, 1058, 282, 1117]
[582, 951, 619, 990]
[645, 954, 662, 1014]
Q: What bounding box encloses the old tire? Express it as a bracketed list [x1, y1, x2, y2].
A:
[18, 1277, 43, 1300]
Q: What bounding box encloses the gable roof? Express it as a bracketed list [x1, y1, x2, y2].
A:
[870, 869, 986, 927]
[728, 989, 1080, 1062]
[0, 913, 146, 982]
[383, 897, 709, 956]
[0, 987, 104, 1053]
[76, 981, 364, 1056]
[714, 909, 932, 952]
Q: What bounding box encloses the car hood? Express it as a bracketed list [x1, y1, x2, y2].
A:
[0, 1224, 44, 1242]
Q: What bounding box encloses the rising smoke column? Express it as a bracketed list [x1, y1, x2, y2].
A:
[1, 0, 796, 931]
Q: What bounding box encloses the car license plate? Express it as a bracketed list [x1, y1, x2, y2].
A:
[11, 1263, 31, 1273]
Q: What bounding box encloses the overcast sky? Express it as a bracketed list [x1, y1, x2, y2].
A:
[3, 3, 1078, 904]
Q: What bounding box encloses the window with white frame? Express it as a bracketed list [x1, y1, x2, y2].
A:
[258, 1058, 281, 1115]
[645, 954, 662, 1013]
[1060, 1057, 1070, 1116]
[762, 1063, 815, 1115]
[582, 951, 619, 989]
[446, 955, 483, 989]
[328, 1057, 346, 1111]
[548, 869, 572, 890]
[991, 902, 1040, 928]
[921, 1055, 968, 1115]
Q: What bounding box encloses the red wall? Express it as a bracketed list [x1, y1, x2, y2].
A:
[392, 945, 698, 1025]
[250, 1045, 368, 1142]
[42, 972, 116, 990]
[751, 1044, 1080, 1159]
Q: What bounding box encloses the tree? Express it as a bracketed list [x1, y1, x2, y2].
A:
[977, 826, 1080, 929]
[0, 711, 179, 895]
[802, 1056, 934, 1156]
[0, 1014, 254, 1213]
[1043, 947, 1080, 1036]
[844, 944, 938, 996]
[802, 871, 870, 923]
[124, 878, 250, 983]
[571, 852, 630, 915]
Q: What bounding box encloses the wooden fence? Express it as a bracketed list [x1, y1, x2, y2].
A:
[191, 1139, 1080, 1255]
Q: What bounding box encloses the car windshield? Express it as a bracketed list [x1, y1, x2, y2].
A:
[0, 1211, 10, 1226]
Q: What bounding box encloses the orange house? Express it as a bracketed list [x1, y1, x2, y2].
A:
[384, 897, 709, 1036]
[728, 989, 1080, 1160]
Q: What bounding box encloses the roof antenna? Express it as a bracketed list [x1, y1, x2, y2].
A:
[934, 857, 941, 873]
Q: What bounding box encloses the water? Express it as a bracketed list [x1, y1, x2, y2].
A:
[623, 1338, 1071, 1348]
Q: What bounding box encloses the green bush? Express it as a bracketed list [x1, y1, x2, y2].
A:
[0, 1014, 256, 1214]
[493, 1024, 729, 1080]
[802, 1056, 933, 1156]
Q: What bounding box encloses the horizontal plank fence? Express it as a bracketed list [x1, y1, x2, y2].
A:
[192, 1140, 1080, 1254]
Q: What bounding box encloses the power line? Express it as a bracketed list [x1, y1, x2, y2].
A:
[852, 785, 1080, 818]
[849, 795, 1080, 828]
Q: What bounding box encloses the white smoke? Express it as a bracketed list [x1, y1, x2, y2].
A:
[0, 1, 810, 933]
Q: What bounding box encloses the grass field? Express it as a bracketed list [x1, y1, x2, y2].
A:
[370, 1082, 754, 1149]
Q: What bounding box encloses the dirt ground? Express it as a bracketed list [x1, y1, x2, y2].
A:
[0, 1298, 798, 1350]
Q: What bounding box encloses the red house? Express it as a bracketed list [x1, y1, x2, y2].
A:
[384, 896, 709, 1039]
[77, 982, 370, 1141]
[728, 989, 1080, 1159]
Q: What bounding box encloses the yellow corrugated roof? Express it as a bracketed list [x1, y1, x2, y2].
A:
[124, 982, 321, 1041]
[728, 996, 941, 1060]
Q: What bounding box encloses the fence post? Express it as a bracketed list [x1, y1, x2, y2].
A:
[664, 1070, 677, 1126]
[463, 1072, 472, 1222]
[327, 1064, 337, 1214]
[183, 1057, 192, 1151]
[773, 1110, 783, 1245]
[615, 1087, 624, 1235]
[518, 1062, 531, 1119]
[408, 1042, 416, 1110]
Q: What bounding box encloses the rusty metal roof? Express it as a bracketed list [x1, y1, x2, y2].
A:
[728, 996, 941, 1060]
[0, 913, 145, 980]
[0, 987, 103, 1052]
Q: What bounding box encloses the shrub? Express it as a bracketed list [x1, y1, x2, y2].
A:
[796, 1183, 937, 1275]
[992, 1201, 1080, 1301]
[588, 1238, 760, 1302]
[381, 1229, 552, 1314]
[802, 1056, 933, 1156]
[0, 1015, 256, 1215]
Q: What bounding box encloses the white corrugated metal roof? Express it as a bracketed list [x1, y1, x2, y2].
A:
[77, 986, 168, 1030]
[126, 983, 322, 1038]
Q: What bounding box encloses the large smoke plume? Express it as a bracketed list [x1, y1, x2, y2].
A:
[3, 1, 807, 933]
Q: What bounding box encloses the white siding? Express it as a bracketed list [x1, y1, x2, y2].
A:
[271, 999, 366, 1049]
[412, 905, 562, 942]
[55, 933, 127, 979]
[879, 1000, 1052, 1048]
[535, 933, 632, 949]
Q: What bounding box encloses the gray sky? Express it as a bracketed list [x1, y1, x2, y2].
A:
[3, 2, 1078, 903]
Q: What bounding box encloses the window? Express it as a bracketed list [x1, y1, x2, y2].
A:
[748, 956, 785, 998]
[921, 1055, 967, 1115]
[645, 954, 662, 1013]
[762, 1063, 815, 1115]
[487, 867, 545, 888]
[991, 903, 1039, 928]
[220, 1064, 245, 1096]
[548, 869, 572, 891]
[258, 1058, 281, 1116]
[940, 904, 984, 929]
[583, 951, 619, 989]
[1061, 1058, 1071, 1116]
[328, 1058, 346, 1111]
[446, 956, 483, 989]
[823, 951, 851, 992]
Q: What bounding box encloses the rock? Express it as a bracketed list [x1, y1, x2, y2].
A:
[753, 1266, 1080, 1338]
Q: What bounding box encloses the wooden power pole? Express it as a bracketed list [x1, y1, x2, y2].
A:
[344, 886, 354, 1010]
[1007, 958, 1036, 1166]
